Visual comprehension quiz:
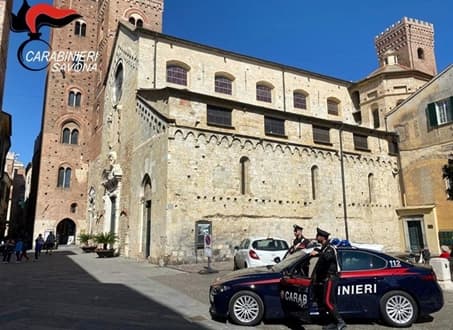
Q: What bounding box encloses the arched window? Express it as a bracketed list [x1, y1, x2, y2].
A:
[240, 157, 250, 195]
[311, 166, 319, 200]
[128, 14, 144, 28]
[256, 83, 272, 103]
[215, 75, 233, 95]
[71, 129, 79, 144]
[61, 123, 79, 145]
[62, 128, 70, 143]
[68, 90, 81, 107]
[293, 91, 308, 109]
[75, 21, 86, 37]
[327, 98, 340, 115]
[113, 63, 124, 104]
[368, 173, 375, 203]
[57, 167, 72, 188]
[166, 64, 188, 86]
[417, 48, 425, 60]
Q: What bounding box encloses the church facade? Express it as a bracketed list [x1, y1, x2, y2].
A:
[86, 22, 427, 264]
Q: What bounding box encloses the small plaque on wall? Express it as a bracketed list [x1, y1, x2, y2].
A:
[427, 225, 433, 229]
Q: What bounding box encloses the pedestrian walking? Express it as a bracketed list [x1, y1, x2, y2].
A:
[2, 239, 15, 263]
[34, 234, 44, 261]
[20, 237, 30, 261]
[45, 232, 56, 255]
[15, 238, 24, 262]
[311, 227, 346, 330]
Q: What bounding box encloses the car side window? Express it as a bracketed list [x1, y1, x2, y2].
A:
[291, 256, 318, 278]
[339, 251, 387, 271]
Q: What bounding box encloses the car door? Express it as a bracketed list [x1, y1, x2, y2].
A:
[280, 254, 316, 321]
[336, 249, 385, 317]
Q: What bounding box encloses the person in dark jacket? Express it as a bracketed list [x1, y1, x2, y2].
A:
[285, 224, 312, 258]
[311, 228, 346, 330]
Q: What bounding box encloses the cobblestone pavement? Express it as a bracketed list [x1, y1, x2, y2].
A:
[1, 246, 450, 330]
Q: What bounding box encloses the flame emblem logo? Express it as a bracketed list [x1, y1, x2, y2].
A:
[11, 0, 82, 71]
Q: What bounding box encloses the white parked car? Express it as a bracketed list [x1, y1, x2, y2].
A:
[233, 237, 289, 270]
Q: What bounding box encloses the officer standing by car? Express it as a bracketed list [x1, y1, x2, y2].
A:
[311, 227, 346, 330]
[284, 224, 309, 258]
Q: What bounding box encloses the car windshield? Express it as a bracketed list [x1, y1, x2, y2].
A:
[272, 249, 307, 272]
[252, 239, 288, 251]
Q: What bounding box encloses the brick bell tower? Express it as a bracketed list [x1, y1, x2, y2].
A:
[375, 17, 437, 76]
[33, 0, 163, 243]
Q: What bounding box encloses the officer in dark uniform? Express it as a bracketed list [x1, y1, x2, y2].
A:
[284, 225, 308, 258]
[311, 227, 346, 330]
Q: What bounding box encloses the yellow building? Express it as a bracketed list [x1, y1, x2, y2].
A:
[387, 64, 453, 255]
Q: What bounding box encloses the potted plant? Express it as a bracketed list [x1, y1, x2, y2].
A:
[78, 233, 96, 253]
[94, 232, 118, 258]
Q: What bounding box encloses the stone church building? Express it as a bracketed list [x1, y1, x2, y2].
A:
[30, 0, 439, 263]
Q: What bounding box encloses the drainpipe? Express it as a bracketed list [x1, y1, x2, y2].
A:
[282, 69, 286, 112]
[339, 124, 349, 240]
[153, 38, 158, 88]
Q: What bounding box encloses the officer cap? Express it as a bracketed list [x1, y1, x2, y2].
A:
[293, 224, 303, 231]
[316, 227, 330, 238]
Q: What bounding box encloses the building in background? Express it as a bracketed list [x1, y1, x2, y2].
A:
[0, 0, 12, 237]
[386, 64, 453, 255]
[31, 0, 163, 245]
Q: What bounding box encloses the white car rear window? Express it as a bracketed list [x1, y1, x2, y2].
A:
[252, 239, 288, 251]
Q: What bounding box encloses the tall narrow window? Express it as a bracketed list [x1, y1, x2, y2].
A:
[129, 17, 136, 25]
[167, 64, 188, 86]
[240, 157, 250, 195]
[62, 128, 70, 143]
[136, 19, 143, 28]
[417, 48, 425, 60]
[311, 166, 319, 200]
[368, 173, 375, 203]
[57, 167, 72, 188]
[70, 129, 79, 144]
[256, 84, 272, 103]
[68, 90, 81, 107]
[74, 21, 86, 37]
[372, 108, 380, 128]
[293, 91, 307, 109]
[215, 75, 233, 95]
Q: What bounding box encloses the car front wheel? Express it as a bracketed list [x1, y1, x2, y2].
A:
[228, 291, 264, 326]
[380, 290, 418, 327]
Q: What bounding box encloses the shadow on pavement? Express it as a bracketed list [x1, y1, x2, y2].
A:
[0, 251, 208, 330]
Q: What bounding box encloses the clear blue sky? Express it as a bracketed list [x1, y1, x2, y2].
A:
[3, 0, 453, 164]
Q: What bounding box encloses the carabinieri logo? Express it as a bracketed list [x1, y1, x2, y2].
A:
[11, 0, 82, 71]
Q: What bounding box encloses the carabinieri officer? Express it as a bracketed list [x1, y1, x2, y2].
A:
[311, 227, 346, 330]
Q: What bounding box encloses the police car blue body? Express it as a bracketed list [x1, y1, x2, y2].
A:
[209, 247, 443, 327]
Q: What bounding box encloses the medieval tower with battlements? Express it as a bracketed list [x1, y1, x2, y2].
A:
[375, 17, 436, 76]
[32, 0, 163, 243]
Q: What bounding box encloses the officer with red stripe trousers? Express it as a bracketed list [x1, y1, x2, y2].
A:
[310, 227, 346, 330]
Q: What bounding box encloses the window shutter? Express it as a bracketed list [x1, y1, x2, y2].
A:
[426, 102, 437, 129]
[448, 97, 453, 122]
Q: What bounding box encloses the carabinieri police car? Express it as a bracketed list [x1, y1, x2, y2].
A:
[209, 246, 443, 327]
